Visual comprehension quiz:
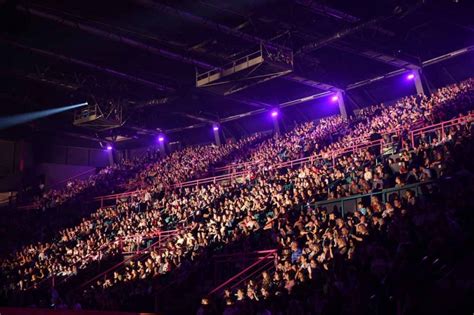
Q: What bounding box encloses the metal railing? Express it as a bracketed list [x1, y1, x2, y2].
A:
[306, 180, 437, 217]
[93, 113, 472, 206]
[79, 229, 180, 290]
[410, 113, 474, 147]
[208, 249, 277, 296]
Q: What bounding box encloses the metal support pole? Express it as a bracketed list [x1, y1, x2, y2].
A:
[107, 150, 114, 166]
[336, 91, 348, 119]
[159, 141, 166, 158]
[213, 126, 221, 146]
[272, 116, 280, 135]
[413, 70, 425, 95]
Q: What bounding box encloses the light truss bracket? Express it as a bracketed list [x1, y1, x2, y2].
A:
[196, 43, 293, 95]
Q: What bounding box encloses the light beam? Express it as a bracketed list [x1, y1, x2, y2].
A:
[0, 102, 88, 130]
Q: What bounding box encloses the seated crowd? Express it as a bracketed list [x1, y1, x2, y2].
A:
[0, 78, 473, 314]
[0, 135, 264, 292]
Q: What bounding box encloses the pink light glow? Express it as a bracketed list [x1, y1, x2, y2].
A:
[106, 145, 112, 150]
[213, 126, 219, 131]
[331, 95, 339, 102]
[407, 73, 415, 80]
[271, 110, 278, 117]
[158, 136, 164, 142]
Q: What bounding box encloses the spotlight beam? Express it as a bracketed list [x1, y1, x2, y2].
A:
[0, 102, 88, 130]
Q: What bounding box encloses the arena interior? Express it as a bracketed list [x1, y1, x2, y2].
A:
[0, 0, 474, 314]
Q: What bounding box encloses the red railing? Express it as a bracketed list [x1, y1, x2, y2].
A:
[94, 113, 473, 206]
[16, 168, 98, 210]
[79, 229, 180, 290]
[410, 113, 474, 147]
[94, 140, 384, 205]
[208, 249, 277, 296]
[214, 159, 264, 173]
[213, 123, 407, 175]
[48, 168, 97, 189]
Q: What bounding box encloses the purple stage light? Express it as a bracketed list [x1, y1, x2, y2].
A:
[331, 95, 339, 102]
[213, 126, 219, 131]
[106, 145, 113, 151]
[158, 136, 164, 142]
[406, 73, 415, 80]
[271, 110, 278, 118]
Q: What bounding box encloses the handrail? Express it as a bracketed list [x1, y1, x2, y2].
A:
[94, 113, 473, 205]
[228, 259, 274, 292]
[79, 229, 179, 289]
[47, 168, 97, 189]
[208, 249, 277, 296]
[307, 179, 436, 217]
[410, 113, 474, 146]
[94, 140, 382, 204]
[215, 159, 264, 172]
[412, 113, 473, 134]
[213, 120, 410, 174]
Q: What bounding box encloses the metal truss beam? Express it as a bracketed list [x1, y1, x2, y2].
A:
[1, 39, 176, 93]
[129, 96, 178, 108]
[133, 0, 339, 92]
[347, 45, 474, 91]
[297, 2, 424, 55]
[165, 122, 207, 134]
[284, 75, 340, 92]
[330, 42, 420, 69]
[226, 96, 274, 109]
[133, 0, 290, 53]
[174, 112, 217, 124]
[175, 90, 333, 131]
[294, 0, 395, 36]
[288, 21, 419, 70]
[17, 5, 215, 70]
[297, 15, 388, 54]
[17, 4, 279, 110]
[170, 45, 474, 131]
[422, 45, 474, 67]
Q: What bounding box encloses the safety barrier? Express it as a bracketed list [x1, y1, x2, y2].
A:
[213, 122, 410, 174]
[307, 180, 436, 217]
[79, 229, 180, 290]
[410, 113, 474, 147]
[208, 249, 277, 296]
[208, 177, 457, 297]
[94, 113, 472, 206]
[93, 139, 384, 205]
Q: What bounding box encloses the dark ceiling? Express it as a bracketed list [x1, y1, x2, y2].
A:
[0, 0, 473, 147]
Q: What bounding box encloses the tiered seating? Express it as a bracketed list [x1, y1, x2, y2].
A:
[214, 123, 473, 314]
[0, 135, 264, 294]
[1, 79, 473, 313]
[77, 80, 474, 310]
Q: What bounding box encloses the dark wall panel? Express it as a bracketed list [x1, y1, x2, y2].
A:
[0, 140, 14, 176]
[67, 147, 89, 165]
[89, 150, 109, 168]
